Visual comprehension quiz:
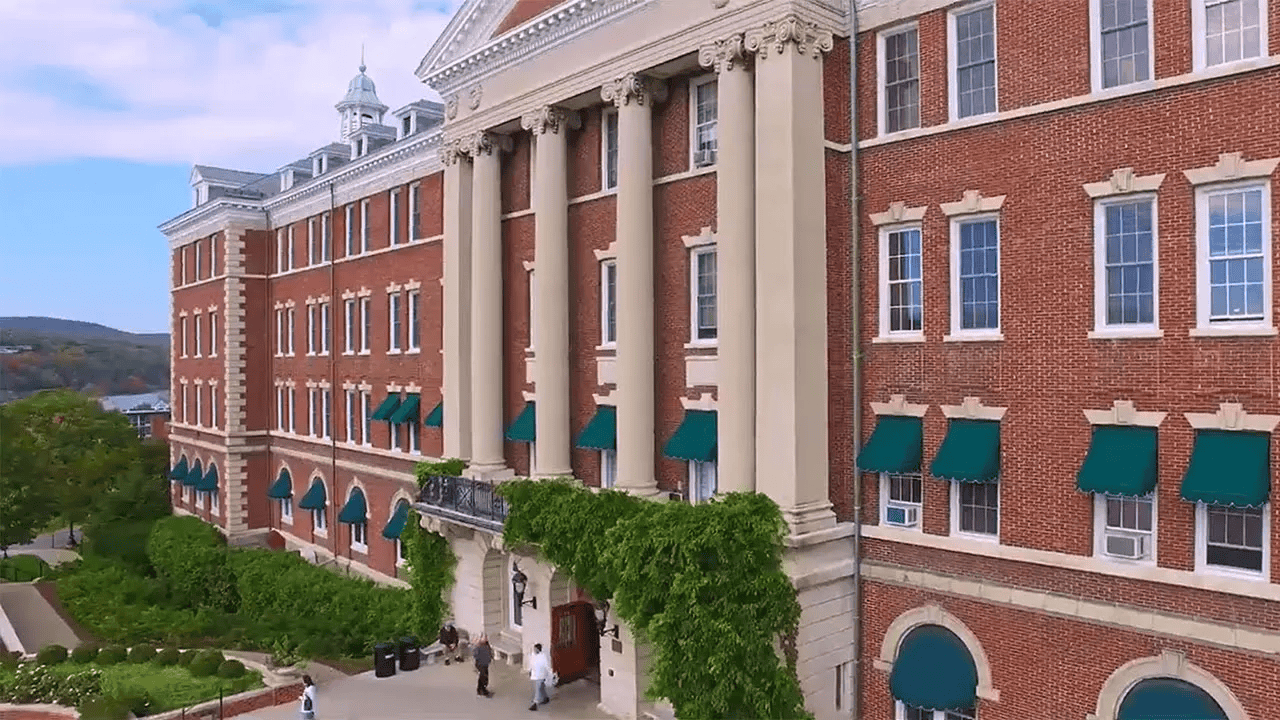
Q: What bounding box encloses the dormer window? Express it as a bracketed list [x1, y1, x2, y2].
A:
[402, 115, 412, 138]
[314, 155, 327, 176]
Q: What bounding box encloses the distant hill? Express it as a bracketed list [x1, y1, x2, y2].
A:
[0, 316, 168, 346]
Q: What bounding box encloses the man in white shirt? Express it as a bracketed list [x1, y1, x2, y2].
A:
[528, 643, 552, 711]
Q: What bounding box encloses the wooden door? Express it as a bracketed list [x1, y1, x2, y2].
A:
[551, 601, 596, 685]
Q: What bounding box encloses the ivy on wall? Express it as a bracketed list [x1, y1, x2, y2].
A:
[400, 508, 456, 642]
[499, 479, 812, 720]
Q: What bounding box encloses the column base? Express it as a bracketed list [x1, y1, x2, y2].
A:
[532, 469, 575, 481]
[465, 465, 515, 483]
[618, 485, 665, 500]
[780, 500, 838, 536]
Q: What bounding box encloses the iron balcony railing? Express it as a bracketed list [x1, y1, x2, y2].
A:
[415, 475, 509, 533]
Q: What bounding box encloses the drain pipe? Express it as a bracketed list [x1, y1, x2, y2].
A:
[846, 3, 863, 720]
[327, 181, 342, 562]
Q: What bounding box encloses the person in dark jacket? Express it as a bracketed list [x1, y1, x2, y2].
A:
[474, 635, 494, 697]
[439, 620, 462, 665]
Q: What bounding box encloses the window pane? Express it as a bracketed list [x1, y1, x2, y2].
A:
[1206, 188, 1266, 322]
[958, 220, 999, 329]
[884, 28, 921, 132]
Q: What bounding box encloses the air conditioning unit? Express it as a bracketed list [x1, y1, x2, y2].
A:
[885, 502, 920, 528]
[1104, 530, 1149, 560]
[693, 149, 717, 168]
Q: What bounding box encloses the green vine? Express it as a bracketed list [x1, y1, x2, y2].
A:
[414, 459, 468, 486]
[400, 509, 456, 642]
[498, 479, 811, 720]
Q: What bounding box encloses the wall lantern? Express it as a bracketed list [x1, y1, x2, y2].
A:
[594, 599, 620, 638]
[511, 563, 537, 610]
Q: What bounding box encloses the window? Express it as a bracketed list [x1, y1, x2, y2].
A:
[1091, 0, 1152, 91]
[1196, 184, 1271, 331]
[690, 77, 718, 168]
[880, 226, 924, 336]
[210, 385, 218, 428]
[601, 261, 617, 346]
[308, 388, 318, 437]
[1094, 197, 1158, 333]
[601, 449, 617, 488]
[602, 108, 619, 191]
[276, 229, 287, 272]
[345, 390, 357, 443]
[308, 218, 318, 265]
[351, 515, 368, 550]
[322, 389, 332, 439]
[287, 308, 296, 355]
[320, 302, 331, 355]
[835, 662, 853, 713]
[690, 248, 717, 342]
[360, 297, 372, 353]
[390, 190, 401, 246]
[321, 212, 331, 261]
[180, 249, 188, 285]
[410, 182, 421, 240]
[361, 200, 371, 252]
[951, 482, 999, 538]
[409, 416, 421, 455]
[948, 3, 998, 120]
[306, 305, 317, 355]
[360, 391, 371, 446]
[389, 293, 403, 351]
[276, 387, 285, 430]
[896, 704, 975, 720]
[181, 317, 189, 356]
[344, 299, 356, 353]
[195, 385, 204, 427]
[396, 534, 406, 565]
[402, 115, 413, 137]
[880, 473, 923, 529]
[1095, 493, 1155, 561]
[1193, 0, 1267, 70]
[879, 25, 921, 134]
[286, 227, 295, 271]
[193, 314, 202, 357]
[527, 270, 537, 350]
[181, 384, 189, 424]
[345, 205, 356, 256]
[194, 240, 203, 279]
[208, 312, 217, 356]
[312, 502, 327, 533]
[689, 460, 717, 503]
[408, 290, 421, 351]
[950, 216, 1001, 336]
[275, 310, 284, 355]
[288, 389, 296, 433]
[210, 487, 219, 514]
[280, 496, 293, 523]
[1198, 503, 1268, 575]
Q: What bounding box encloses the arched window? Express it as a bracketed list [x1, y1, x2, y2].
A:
[338, 486, 368, 551]
[890, 624, 978, 720]
[298, 477, 327, 533]
[1118, 678, 1227, 720]
[382, 498, 411, 566]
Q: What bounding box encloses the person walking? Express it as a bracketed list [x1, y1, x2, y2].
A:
[474, 634, 494, 698]
[439, 620, 462, 665]
[528, 643, 552, 711]
[298, 674, 317, 720]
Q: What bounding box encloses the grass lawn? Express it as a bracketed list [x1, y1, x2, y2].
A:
[0, 555, 51, 582]
[4, 662, 264, 714]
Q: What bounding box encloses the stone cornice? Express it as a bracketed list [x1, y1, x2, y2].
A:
[743, 14, 836, 60]
[160, 203, 267, 250]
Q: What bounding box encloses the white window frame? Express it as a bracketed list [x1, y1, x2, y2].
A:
[688, 75, 718, 168]
[879, 472, 924, 531]
[286, 308, 296, 355]
[1092, 194, 1161, 337]
[1190, 0, 1269, 72]
[360, 391, 372, 446]
[527, 270, 537, 351]
[894, 702, 976, 720]
[388, 292, 403, 352]
[949, 480, 1000, 542]
[322, 389, 332, 440]
[688, 460, 718, 504]
[601, 449, 617, 489]
[276, 387, 285, 431]
[1193, 180, 1273, 335]
[210, 385, 218, 428]
[344, 299, 356, 354]
[305, 306, 315, 355]
[208, 312, 217, 356]
[181, 316, 189, 357]
[946, 1, 1000, 122]
[410, 182, 422, 240]
[408, 290, 421, 352]
[396, 533, 406, 566]
[210, 485, 220, 514]
[689, 247, 718, 345]
[181, 384, 189, 424]
[280, 496, 293, 524]
[308, 388, 318, 437]
[948, 212, 1003, 340]
[308, 218, 318, 265]
[345, 204, 356, 256]
[390, 189, 401, 246]
[529, 440, 537, 475]
[602, 107, 619, 192]
[877, 22, 922, 136]
[1088, 0, 1156, 93]
[1195, 501, 1271, 580]
[319, 302, 330, 355]
[360, 199, 372, 252]
[600, 260, 618, 347]
[195, 385, 204, 427]
[321, 212, 331, 261]
[878, 224, 925, 340]
[409, 416, 421, 455]
[312, 502, 327, 535]
[275, 310, 284, 356]
[193, 314, 202, 357]
[345, 390, 357, 443]
[1093, 492, 1158, 564]
[276, 229, 286, 273]
[194, 240, 203, 279]
[286, 227, 295, 271]
[351, 513, 368, 552]
[288, 389, 296, 433]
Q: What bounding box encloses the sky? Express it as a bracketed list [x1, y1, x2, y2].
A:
[0, 0, 464, 334]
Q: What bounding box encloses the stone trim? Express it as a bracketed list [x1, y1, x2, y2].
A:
[681, 226, 716, 249]
[386, 282, 403, 294]
[357, 287, 373, 298]
[271, 442, 436, 483]
[406, 382, 422, 392]
[869, 201, 928, 226]
[179, 310, 189, 318]
[404, 279, 422, 291]
[680, 392, 716, 412]
[342, 380, 357, 390]
[600, 73, 668, 108]
[1083, 167, 1167, 198]
[305, 296, 317, 306]
[285, 299, 296, 308]
[207, 304, 218, 312]
[743, 14, 835, 60]
[698, 32, 748, 74]
[522, 260, 536, 272]
[1087, 651, 1249, 720]
[274, 301, 285, 310]
[317, 294, 330, 303]
[522, 390, 537, 402]
[305, 380, 319, 389]
[179, 377, 188, 384]
[520, 106, 582, 135]
[358, 381, 373, 391]
[592, 391, 615, 406]
[1083, 401, 1167, 427]
[1184, 402, 1280, 432]
[874, 603, 1000, 702]
[593, 241, 619, 261]
[387, 383, 404, 392]
[870, 394, 929, 418]
[1182, 152, 1280, 186]
[940, 190, 1006, 216]
[208, 378, 219, 386]
[341, 289, 356, 300]
[939, 396, 1007, 421]
[317, 380, 331, 389]
[194, 378, 205, 386]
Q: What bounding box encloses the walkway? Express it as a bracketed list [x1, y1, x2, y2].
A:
[0, 583, 81, 653]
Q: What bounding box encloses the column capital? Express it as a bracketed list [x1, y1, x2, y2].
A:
[600, 73, 669, 108]
[520, 106, 582, 135]
[743, 14, 835, 60]
[438, 136, 468, 166]
[698, 33, 750, 74]
[463, 131, 514, 158]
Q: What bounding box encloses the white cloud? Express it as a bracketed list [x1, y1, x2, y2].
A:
[0, 0, 464, 169]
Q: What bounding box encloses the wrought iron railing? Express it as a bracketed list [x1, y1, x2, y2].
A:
[415, 475, 509, 532]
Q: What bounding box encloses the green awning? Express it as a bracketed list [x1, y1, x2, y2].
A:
[930, 419, 1000, 483]
[857, 415, 923, 474]
[424, 402, 443, 428]
[337, 488, 367, 524]
[1076, 425, 1158, 497]
[1118, 678, 1226, 720]
[382, 500, 410, 539]
[298, 480, 327, 510]
[663, 410, 717, 462]
[184, 460, 203, 487]
[506, 401, 537, 443]
[196, 465, 219, 492]
[389, 394, 420, 424]
[1181, 430, 1271, 507]
[267, 469, 292, 499]
[889, 625, 978, 712]
[370, 394, 402, 422]
[576, 405, 617, 450]
[169, 457, 188, 480]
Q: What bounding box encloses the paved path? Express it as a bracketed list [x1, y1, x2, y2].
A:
[0, 583, 81, 653]
[238, 661, 611, 720]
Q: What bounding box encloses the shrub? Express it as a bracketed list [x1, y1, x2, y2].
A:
[1, 663, 102, 706]
[198, 648, 225, 665]
[0, 650, 20, 671]
[415, 458, 467, 484]
[188, 654, 220, 678]
[146, 516, 239, 613]
[97, 645, 127, 665]
[70, 643, 100, 664]
[78, 695, 129, 720]
[128, 644, 156, 663]
[84, 518, 161, 576]
[177, 649, 195, 667]
[36, 644, 68, 665]
[113, 691, 153, 718]
[216, 659, 246, 678]
[155, 647, 180, 666]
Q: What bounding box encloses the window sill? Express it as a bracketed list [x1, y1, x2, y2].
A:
[281, 516, 292, 525]
[873, 333, 926, 344]
[358, 350, 371, 356]
[595, 343, 617, 352]
[387, 349, 403, 355]
[942, 332, 1004, 343]
[1088, 327, 1164, 340]
[684, 340, 719, 350]
[306, 352, 316, 358]
[951, 530, 1000, 544]
[406, 348, 421, 355]
[950, 109, 999, 124]
[342, 351, 355, 356]
[1189, 325, 1278, 338]
[351, 542, 369, 555]
[314, 529, 328, 538]
[1196, 563, 1269, 583]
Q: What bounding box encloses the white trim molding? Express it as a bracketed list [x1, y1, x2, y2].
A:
[940, 396, 1006, 421]
[680, 392, 716, 412]
[1087, 650, 1249, 720]
[357, 287, 373, 298]
[870, 394, 929, 418]
[1184, 402, 1280, 432]
[1083, 400, 1167, 427]
[1088, 191, 1163, 340]
[1083, 167, 1167, 198]
[869, 201, 928, 226]
[592, 391, 615, 406]
[681, 226, 716, 249]
[593, 241, 619, 261]
[873, 604, 1001, 703]
[940, 189, 1006, 216]
[521, 390, 537, 403]
[341, 289, 356, 300]
[522, 260, 536, 272]
[1183, 152, 1280, 186]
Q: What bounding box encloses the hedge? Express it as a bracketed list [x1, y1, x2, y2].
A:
[37, 644, 68, 666]
[145, 516, 238, 613]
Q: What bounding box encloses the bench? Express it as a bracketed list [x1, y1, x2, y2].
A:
[422, 632, 469, 665]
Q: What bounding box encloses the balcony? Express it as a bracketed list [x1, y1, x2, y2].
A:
[414, 475, 509, 534]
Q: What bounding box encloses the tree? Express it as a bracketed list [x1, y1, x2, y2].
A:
[0, 409, 57, 557]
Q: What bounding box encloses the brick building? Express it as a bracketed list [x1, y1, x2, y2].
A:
[159, 0, 1279, 719]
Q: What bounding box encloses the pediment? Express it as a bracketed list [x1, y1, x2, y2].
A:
[416, 0, 523, 82]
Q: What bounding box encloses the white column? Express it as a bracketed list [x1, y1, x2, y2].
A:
[744, 16, 836, 534]
[521, 106, 580, 479]
[699, 35, 756, 496]
[601, 74, 667, 499]
[467, 131, 512, 475]
[441, 141, 473, 461]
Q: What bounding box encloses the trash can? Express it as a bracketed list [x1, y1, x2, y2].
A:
[374, 642, 397, 678]
[398, 636, 420, 672]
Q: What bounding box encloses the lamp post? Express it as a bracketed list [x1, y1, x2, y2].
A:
[594, 599, 619, 638]
[511, 564, 537, 610]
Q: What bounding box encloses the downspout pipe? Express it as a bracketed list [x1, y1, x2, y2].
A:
[846, 2, 863, 719]
[328, 181, 342, 562]
[264, 205, 276, 537]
